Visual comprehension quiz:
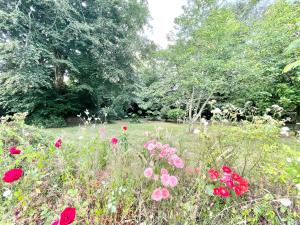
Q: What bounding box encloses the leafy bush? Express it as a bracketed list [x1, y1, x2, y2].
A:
[26, 114, 67, 128]
[166, 108, 185, 121]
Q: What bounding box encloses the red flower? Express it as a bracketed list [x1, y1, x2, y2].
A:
[55, 138, 62, 149]
[59, 207, 76, 225]
[213, 187, 220, 196]
[222, 166, 232, 174]
[208, 169, 220, 181]
[234, 185, 243, 196]
[240, 184, 248, 193]
[122, 126, 128, 131]
[9, 146, 21, 155]
[238, 178, 248, 187]
[226, 180, 235, 189]
[219, 186, 230, 198]
[110, 137, 118, 145]
[232, 173, 241, 181]
[2, 168, 23, 183]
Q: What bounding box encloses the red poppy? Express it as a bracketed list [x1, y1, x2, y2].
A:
[110, 137, 118, 145]
[222, 166, 232, 174]
[226, 180, 235, 189]
[55, 138, 62, 149]
[213, 187, 220, 196]
[9, 146, 21, 155]
[219, 186, 230, 198]
[59, 207, 76, 225]
[232, 173, 241, 181]
[122, 126, 128, 131]
[2, 168, 23, 183]
[234, 185, 243, 196]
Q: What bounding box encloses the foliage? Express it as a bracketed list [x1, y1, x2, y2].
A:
[1, 115, 299, 224]
[136, 0, 300, 122]
[0, 0, 149, 123]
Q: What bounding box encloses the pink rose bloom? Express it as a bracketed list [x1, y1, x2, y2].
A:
[161, 174, 170, 187]
[169, 154, 184, 169]
[159, 148, 169, 158]
[169, 176, 178, 187]
[160, 168, 168, 175]
[144, 167, 153, 178]
[168, 147, 176, 155]
[161, 187, 170, 199]
[151, 188, 162, 201]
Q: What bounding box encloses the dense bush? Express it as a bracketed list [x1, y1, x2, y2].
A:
[166, 108, 185, 121]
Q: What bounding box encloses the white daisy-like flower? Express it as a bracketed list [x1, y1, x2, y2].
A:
[211, 108, 222, 114]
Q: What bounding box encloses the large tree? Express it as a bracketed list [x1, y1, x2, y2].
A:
[0, 0, 148, 125]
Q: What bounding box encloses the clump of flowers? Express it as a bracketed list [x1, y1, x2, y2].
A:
[143, 139, 185, 201]
[209, 166, 249, 198]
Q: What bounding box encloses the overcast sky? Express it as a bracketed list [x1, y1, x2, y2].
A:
[146, 0, 186, 48]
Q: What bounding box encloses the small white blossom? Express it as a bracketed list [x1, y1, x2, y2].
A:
[193, 129, 200, 134]
[3, 189, 11, 198]
[297, 157, 300, 163]
[278, 198, 292, 207]
[82, 1, 87, 8]
[211, 108, 222, 114]
[295, 184, 300, 191]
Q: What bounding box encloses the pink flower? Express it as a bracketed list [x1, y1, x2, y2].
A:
[144, 131, 150, 137]
[161, 174, 170, 186]
[151, 188, 162, 201]
[160, 168, 168, 175]
[220, 175, 231, 183]
[9, 146, 21, 155]
[55, 138, 62, 148]
[169, 176, 178, 187]
[144, 168, 153, 178]
[110, 137, 118, 145]
[159, 148, 169, 158]
[144, 140, 156, 154]
[51, 220, 59, 225]
[219, 186, 230, 198]
[173, 156, 184, 169]
[161, 187, 170, 199]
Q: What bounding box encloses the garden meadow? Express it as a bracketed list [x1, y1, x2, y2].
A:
[1, 0, 300, 224]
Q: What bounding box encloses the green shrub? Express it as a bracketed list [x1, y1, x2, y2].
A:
[166, 108, 185, 121]
[26, 115, 67, 128]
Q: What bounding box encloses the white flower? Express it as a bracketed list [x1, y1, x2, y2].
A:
[280, 127, 290, 137]
[286, 157, 292, 163]
[295, 184, 300, 191]
[211, 108, 222, 114]
[297, 157, 300, 163]
[82, 1, 87, 8]
[201, 118, 208, 126]
[278, 198, 292, 207]
[3, 189, 11, 198]
[193, 129, 200, 134]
